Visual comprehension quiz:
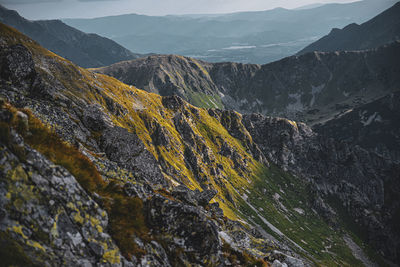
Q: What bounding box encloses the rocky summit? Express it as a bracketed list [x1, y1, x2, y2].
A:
[0, 16, 399, 267]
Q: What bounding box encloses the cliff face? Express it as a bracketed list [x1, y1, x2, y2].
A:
[1, 23, 399, 266]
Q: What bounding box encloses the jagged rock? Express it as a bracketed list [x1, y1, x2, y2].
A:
[171, 185, 198, 206]
[139, 241, 171, 267]
[15, 111, 28, 131]
[123, 182, 153, 199]
[101, 126, 167, 187]
[315, 90, 400, 163]
[209, 202, 224, 218]
[0, 108, 12, 122]
[161, 95, 185, 111]
[2, 23, 399, 265]
[151, 123, 171, 147]
[0, 44, 36, 87]
[145, 195, 222, 264]
[82, 104, 113, 132]
[102, 94, 128, 116]
[0, 44, 52, 99]
[98, 41, 400, 124]
[171, 186, 217, 207]
[194, 188, 218, 206]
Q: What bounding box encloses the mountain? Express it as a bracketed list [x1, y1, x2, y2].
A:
[315, 90, 400, 162]
[96, 41, 400, 124]
[0, 5, 141, 68]
[1, 22, 399, 266]
[298, 1, 400, 54]
[63, 0, 397, 64]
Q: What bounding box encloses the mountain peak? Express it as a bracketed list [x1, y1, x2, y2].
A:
[299, 1, 400, 54]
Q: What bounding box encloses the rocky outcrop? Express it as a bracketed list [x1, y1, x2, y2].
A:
[0, 122, 129, 266]
[145, 195, 222, 265]
[100, 126, 167, 187]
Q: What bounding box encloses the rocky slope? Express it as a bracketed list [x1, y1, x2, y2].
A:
[96, 41, 400, 125]
[0, 5, 141, 68]
[298, 2, 400, 55]
[1, 23, 399, 266]
[314, 90, 400, 163]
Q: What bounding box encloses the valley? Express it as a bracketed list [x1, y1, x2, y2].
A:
[0, 1, 399, 266]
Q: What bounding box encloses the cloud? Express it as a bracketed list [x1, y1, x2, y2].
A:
[0, 0, 61, 3]
[78, 0, 119, 1]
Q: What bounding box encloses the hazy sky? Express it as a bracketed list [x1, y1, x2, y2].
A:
[0, 0, 359, 19]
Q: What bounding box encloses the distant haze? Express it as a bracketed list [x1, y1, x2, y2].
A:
[0, 0, 360, 19]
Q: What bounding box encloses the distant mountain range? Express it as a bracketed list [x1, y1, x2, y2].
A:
[64, 0, 397, 64]
[299, 1, 400, 54]
[0, 5, 142, 68]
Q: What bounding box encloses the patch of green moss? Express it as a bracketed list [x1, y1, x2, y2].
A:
[187, 91, 224, 109]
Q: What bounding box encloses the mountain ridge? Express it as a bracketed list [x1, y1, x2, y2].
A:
[95, 41, 400, 125]
[298, 1, 400, 54]
[0, 5, 142, 68]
